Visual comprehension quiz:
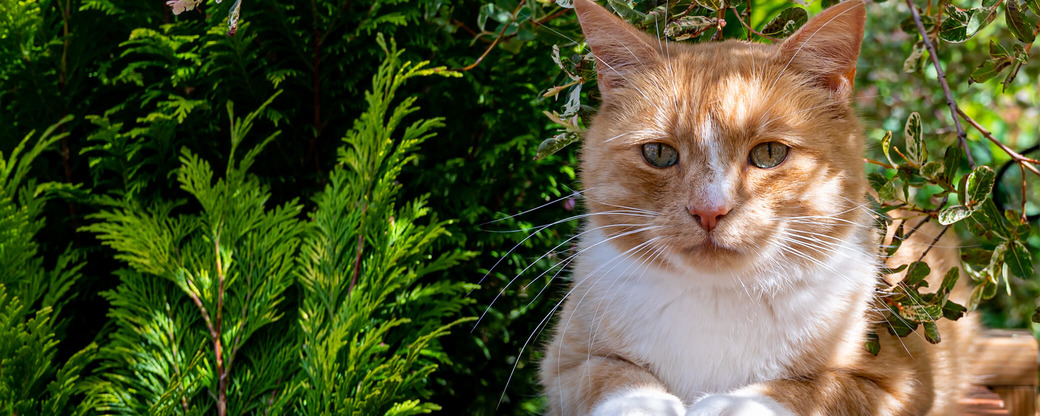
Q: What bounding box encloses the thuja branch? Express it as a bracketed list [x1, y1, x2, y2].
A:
[904, 0, 975, 168]
[214, 236, 228, 416]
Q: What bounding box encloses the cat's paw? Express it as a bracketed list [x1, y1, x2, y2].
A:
[591, 387, 687, 416]
[685, 392, 795, 416]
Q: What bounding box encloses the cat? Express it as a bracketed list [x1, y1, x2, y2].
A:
[538, 0, 976, 415]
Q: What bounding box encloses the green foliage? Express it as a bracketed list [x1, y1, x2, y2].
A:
[293, 38, 473, 415]
[69, 43, 473, 415]
[0, 118, 93, 415]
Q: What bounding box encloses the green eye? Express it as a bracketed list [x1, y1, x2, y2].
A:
[641, 142, 679, 168]
[749, 142, 789, 169]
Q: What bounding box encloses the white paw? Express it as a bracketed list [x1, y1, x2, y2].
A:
[592, 387, 687, 416]
[685, 392, 795, 416]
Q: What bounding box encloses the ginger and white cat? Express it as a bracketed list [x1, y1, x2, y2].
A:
[539, 1, 975, 415]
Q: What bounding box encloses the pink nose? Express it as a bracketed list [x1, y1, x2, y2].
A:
[688, 205, 730, 232]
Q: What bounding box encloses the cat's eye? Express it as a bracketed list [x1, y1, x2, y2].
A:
[641, 142, 679, 168]
[748, 142, 789, 169]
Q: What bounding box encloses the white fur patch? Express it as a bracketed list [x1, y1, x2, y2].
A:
[575, 227, 877, 403]
[686, 390, 794, 416]
[592, 387, 687, 416]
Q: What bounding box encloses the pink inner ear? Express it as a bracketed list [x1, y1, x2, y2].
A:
[573, 0, 661, 97]
[778, 0, 866, 97]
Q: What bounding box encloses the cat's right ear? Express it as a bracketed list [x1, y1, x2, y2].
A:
[574, 0, 661, 99]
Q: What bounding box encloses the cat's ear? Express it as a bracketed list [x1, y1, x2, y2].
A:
[574, 0, 661, 98]
[776, 0, 866, 99]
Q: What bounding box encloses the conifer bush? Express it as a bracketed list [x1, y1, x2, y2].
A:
[2, 36, 471, 414]
[0, 118, 95, 415]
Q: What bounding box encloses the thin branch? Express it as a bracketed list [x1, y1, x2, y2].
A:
[865, 157, 896, 169]
[1020, 162, 1028, 223]
[730, 6, 778, 42]
[711, 7, 726, 41]
[214, 236, 227, 416]
[458, 0, 529, 72]
[891, 224, 950, 291]
[956, 107, 1040, 177]
[904, 0, 975, 168]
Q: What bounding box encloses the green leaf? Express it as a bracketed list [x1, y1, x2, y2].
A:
[694, 0, 726, 12]
[1005, 0, 1037, 43]
[878, 180, 897, 203]
[477, 3, 511, 31]
[903, 41, 927, 73]
[970, 55, 1014, 84]
[535, 131, 581, 161]
[943, 146, 963, 181]
[990, 39, 1013, 57]
[900, 12, 935, 34]
[982, 277, 998, 299]
[920, 161, 944, 181]
[939, 5, 987, 42]
[1032, 306, 1040, 323]
[887, 314, 918, 337]
[965, 166, 995, 207]
[943, 300, 967, 320]
[1005, 240, 1034, 279]
[881, 130, 896, 167]
[939, 267, 960, 294]
[967, 282, 986, 310]
[868, 173, 888, 192]
[762, 7, 808, 38]
[664, 16, 719, 41]
[938, 205, 972, 225]
[904, 112, 924, 165]
[923, 321, 941, 344]
[865, 331, 881, 356]
[1028, 0, 1040, 16]
[902, 303, 942, 323]
[904, 261, 931, 287]
[962, 248, 994, 267]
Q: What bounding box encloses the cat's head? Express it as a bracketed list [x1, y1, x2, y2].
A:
[574, 0, 870, 283]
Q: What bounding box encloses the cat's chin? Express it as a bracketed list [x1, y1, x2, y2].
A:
[673, 239, 758, 275]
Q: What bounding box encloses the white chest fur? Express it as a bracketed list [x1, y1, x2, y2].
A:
[569, 229, 878, 403]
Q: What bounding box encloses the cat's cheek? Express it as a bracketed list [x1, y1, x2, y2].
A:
[685, 389, 795, 416]
[591, 387, 687, 416]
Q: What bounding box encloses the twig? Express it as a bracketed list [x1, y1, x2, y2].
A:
[865, 158, 896, 169]
[730, 6, 778, 42]
[904, 0, 975, 168]
[956, 107, 1040, 177]
[458, 0, 528, 72]
[711, 7, 726, 41]
[1020, 162, 1028, 223]
[214, 237, 227, 416]
[891, 224, 950, 291]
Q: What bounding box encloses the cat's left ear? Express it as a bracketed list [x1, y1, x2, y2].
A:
[776, 0, 866, 99]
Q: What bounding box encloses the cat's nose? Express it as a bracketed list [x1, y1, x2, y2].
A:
[687, 204, 730, 232]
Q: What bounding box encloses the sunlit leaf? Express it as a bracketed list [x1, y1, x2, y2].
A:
[938, 205, 972, 225]
[904, 112, 924, 165]
[762, 7, 807, 38]
[664, 16, 719, 41]
[965, 166, 995, 207]
[939, 5, 988, 43]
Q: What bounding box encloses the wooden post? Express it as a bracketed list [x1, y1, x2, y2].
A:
[969, 329, 1038, 416]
